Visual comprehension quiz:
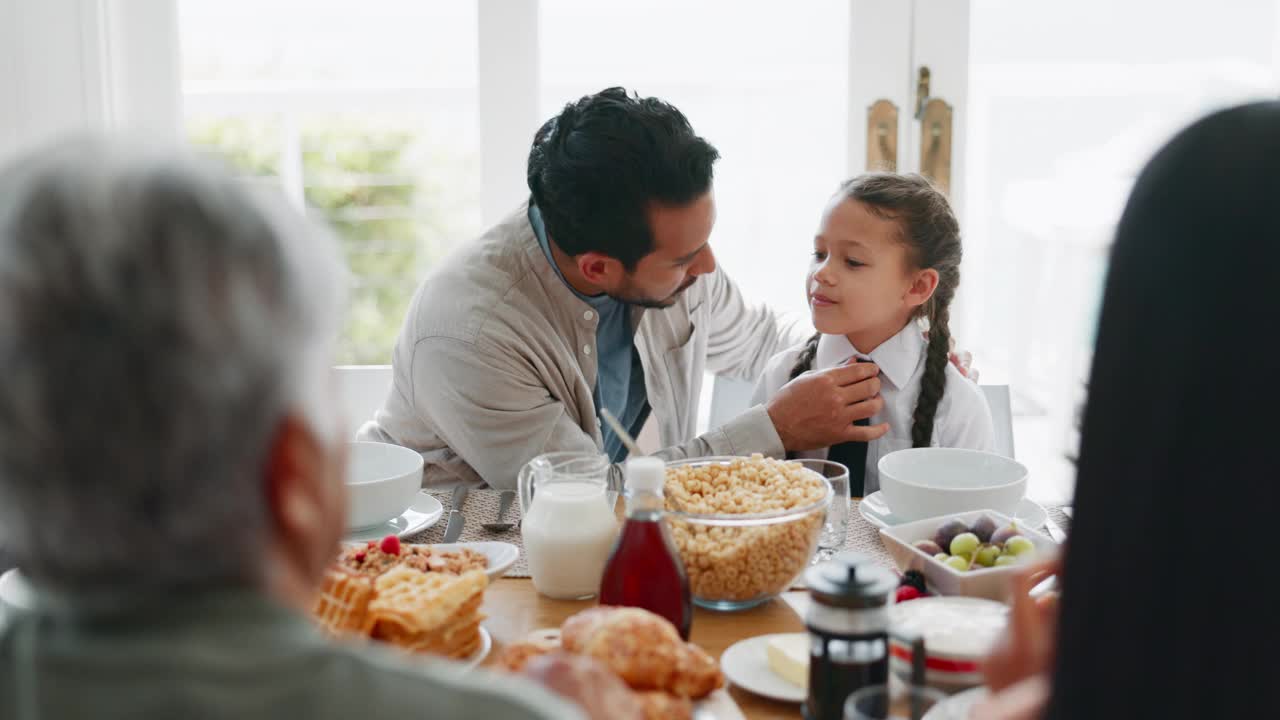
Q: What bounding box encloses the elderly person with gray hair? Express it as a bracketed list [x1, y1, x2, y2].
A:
[0, 139, 611, 719]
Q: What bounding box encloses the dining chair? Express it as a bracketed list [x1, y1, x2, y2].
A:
[979, 384, 1016, 459]
[706, 374, 1017, 458]
[334, 364, 394, 439]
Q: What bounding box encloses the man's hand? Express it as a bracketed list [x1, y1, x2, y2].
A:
[520, 652, 645, 720]
[766, 361, 889, 452]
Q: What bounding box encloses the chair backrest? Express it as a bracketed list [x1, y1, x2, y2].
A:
[707, 373, 1016, 459]
[707, 374, 756, 434]
[980, 384, 1016, 459]
[334, 365, 394, 438]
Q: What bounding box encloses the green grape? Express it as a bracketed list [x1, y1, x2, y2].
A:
[975, 545, 1001, 567]
[934, 553, 950, 562]
[949, 532, 980, 557]
[1005, 536, 1035, 556]
[944, 555, 970, 572]
[994, 555, 1018, 567]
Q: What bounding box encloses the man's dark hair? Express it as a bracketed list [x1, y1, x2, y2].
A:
[526, 87, 720, 270]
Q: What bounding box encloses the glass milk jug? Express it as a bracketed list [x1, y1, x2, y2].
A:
[518, 451, 620, 599]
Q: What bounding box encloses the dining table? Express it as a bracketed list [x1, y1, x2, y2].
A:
[453, 494, 1073, 720]
[0, 494, 1070, 719]
[480, 578, 810, 720]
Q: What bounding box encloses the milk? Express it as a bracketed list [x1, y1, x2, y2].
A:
[521, 480, 620, 599]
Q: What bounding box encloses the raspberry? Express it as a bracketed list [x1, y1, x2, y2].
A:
[366, 540, 377, 548]
[379, 534, 401, 556]
[895, 585, 922, 603]
[354, 551, 366, 563]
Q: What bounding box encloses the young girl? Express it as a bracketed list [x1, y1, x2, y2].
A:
[752, 173, 994, 495]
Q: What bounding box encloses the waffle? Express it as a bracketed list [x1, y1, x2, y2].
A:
[312, 560, 489, 661]
[312, 568, 376, 637]
[360, 567, 488, 660]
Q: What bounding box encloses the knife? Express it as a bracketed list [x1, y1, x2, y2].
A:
[442, 484, 469, 543]
[1044, 517, 1068, 544]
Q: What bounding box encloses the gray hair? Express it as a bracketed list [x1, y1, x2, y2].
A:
[0, 138, 345, 594]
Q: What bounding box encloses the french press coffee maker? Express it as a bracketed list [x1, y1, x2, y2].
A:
[802, 551, 899, 720]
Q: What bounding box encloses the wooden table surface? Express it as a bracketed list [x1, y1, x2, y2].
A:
[480, 578, 807, 720]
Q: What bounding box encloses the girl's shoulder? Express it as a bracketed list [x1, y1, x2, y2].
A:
[753, 341, 813, 400]
[933, 362, 996, 450]
[938, 361, 991, 418]
[766, 339, 812, 374]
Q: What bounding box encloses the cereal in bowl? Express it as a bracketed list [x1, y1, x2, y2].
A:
[339, 537, 488, 577]
[664, 455, 829, 604]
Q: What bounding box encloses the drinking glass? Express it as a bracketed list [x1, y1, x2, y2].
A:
[844, 683, 948, 720]
[797, 459, 851, 564]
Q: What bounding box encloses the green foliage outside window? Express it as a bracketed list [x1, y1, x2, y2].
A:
[188, 115, 479, 365]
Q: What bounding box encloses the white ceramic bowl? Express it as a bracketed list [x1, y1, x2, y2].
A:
[878, 448, 1027, 522]
[346, 441, 423, 530]
[879, 508, 1058, 602]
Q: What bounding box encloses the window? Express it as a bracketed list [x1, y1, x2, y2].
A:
[180, 0, 482, 364]
[960, 0, 1280, 495]
[541, 0, 851, 319]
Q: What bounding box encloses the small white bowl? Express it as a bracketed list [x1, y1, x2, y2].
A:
[346, 441, 423, 530]
[878, 448, 1027, 522]
[879, 508, 1058, 602]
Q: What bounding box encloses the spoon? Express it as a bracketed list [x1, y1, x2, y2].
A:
[483, 490, 517, 532]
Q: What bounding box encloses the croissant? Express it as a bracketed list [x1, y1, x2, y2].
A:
[636, 691, 694, 720]
[495, 640, 556, 673]
[560, 606, 724, 699]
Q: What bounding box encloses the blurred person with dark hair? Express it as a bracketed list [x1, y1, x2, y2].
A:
[361, 87, 906, 489]
[973, 101, 1280, 719]
[0, 139, 616, 720]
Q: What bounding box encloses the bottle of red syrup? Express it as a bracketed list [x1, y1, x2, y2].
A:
[598, 456, 693, 640]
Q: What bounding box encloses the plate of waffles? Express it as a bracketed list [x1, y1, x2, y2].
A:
[338, 538, 518, 583]
[462, 626, 492, 669]
[313, 563, 491, 667]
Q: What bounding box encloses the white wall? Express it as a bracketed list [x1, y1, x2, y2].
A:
[0, 0, 180, 166]
[477, 0, 539, 224]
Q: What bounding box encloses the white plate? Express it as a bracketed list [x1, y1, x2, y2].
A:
[461, 626, 492, 670]
[859, 491, 1048, 531]
[339, 540, 519, 584]
[720, 634, 806, 703]
[345, 491, 443, 542]
[923, 685, 987, 720]
[439, 541, 519, 583]
[0, 568, 33, 612]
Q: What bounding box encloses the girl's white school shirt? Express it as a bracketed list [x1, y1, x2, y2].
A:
[750, 323, 995, 495]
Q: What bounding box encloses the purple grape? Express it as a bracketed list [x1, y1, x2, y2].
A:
[913, 539, 944, 556]
[990, 522, 1021, 547]
[932, 520, 968, 553]
[971, 515, 997, 543]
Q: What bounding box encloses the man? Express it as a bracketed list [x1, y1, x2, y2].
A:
[360, 88, 891, 489]
[0, 139, 606, 719]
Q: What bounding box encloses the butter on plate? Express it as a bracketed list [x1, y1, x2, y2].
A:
[765, 633, 809, 688]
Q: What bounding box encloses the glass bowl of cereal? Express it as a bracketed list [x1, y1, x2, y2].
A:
[663, 455, 834, 611]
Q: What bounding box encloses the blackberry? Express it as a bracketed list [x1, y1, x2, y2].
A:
[899, 569, 927, 593]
